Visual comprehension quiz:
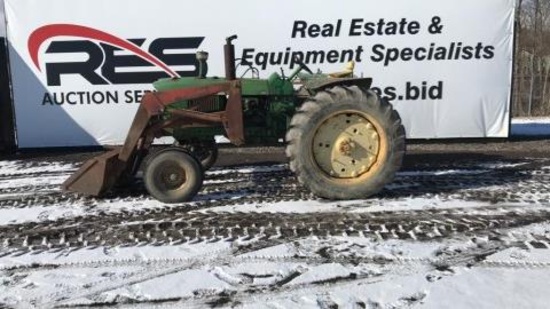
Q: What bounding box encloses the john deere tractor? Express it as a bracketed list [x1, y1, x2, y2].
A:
[63, 35, 406, 203]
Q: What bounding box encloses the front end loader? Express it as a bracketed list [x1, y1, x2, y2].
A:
[63, 35, 406, 203]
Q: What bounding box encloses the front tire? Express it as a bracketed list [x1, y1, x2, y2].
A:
[285, 86, 405, 200]
[144, 150, 203, 203]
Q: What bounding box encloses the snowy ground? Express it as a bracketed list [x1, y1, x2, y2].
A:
[0, 118, 550, 308]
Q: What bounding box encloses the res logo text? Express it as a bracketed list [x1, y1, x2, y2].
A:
[29, 24, 204, 86]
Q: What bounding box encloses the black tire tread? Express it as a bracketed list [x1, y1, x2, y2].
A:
[143, 150, 204, 203]
[285, 85, 406, 200]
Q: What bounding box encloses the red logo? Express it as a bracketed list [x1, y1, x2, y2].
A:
[29, 24, 179, 78]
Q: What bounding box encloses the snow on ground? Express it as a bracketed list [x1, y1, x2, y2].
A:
[0, 162, 547, 226]
[2, 232, 550, 308]
[0, 118, 549, 308]
[0, 161, 76, 176]
[0, 118, 548, 226]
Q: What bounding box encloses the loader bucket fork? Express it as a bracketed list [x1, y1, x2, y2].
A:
[62, 80, 244, 196]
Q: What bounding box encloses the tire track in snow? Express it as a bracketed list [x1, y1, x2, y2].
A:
[2, 208, 550, 254]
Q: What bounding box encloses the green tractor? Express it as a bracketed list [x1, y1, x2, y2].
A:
[63, 35, 406, 203]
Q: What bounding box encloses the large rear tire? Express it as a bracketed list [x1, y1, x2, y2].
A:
[285, 86, 405, 200]
[144, 149, 203, 203]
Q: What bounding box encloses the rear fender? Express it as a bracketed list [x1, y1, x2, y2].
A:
[308, 77, 373, 93]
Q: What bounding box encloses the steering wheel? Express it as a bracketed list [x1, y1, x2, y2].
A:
[294, 57, 314, 75]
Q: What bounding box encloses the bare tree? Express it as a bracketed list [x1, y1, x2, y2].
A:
[515, 0, 550, 117]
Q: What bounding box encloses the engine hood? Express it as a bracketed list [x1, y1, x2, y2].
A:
[153, 77, 229, 92]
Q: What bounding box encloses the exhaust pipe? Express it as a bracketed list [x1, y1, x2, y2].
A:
[224, 35, 238, 80]
[196, 51, 209, 79]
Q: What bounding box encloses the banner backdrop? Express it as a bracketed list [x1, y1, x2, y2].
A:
[0, 0, 5, 38]
[5, 0, 515, 148]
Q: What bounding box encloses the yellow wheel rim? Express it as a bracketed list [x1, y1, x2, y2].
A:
[312, 111, 381, 179]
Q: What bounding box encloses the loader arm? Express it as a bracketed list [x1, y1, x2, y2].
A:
[62, 80, 243, 197]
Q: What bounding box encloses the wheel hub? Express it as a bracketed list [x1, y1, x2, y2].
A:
[312, 112, 380, 178]
[338, 138, 355, 156]
[169, 173, 179, 182]
[159, 163, 186, 190]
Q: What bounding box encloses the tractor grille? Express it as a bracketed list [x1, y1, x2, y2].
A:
[189, 96, 225, 113]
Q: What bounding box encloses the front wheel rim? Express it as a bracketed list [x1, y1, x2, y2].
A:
[155, 161, 187, 191]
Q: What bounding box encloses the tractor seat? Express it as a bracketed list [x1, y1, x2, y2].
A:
[328, 61, 355, 78]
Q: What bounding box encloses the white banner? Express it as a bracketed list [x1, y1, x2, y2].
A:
[5, 0, 515, 148]
[0, 0, 5, 37]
